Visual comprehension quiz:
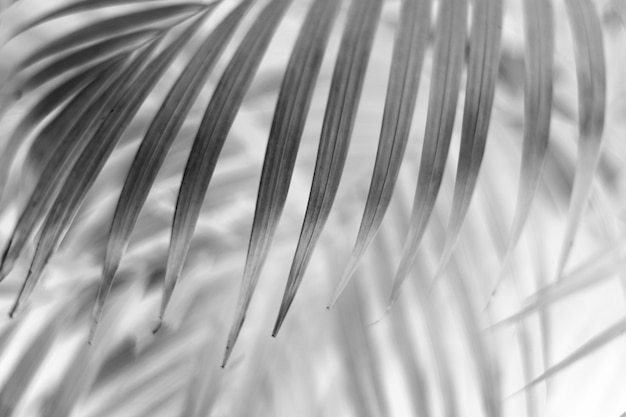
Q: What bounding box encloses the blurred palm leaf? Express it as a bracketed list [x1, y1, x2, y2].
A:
[0, 0, 623, 416]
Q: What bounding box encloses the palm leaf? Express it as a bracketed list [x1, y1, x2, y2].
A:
[92, 0, 244, 341]
[0, 60, 106, 203]
[434, 0, 503, 280]
[152, 0, 294, 366]
[328, 0, 431, 307]
[387, 0, 468, 306]
[242, 0, 340, 337]
[23, 56, 127, 168]
[553, 0, 606, 280]
[283, 0, 383, 319]
[10, 0, 182, 37]
[16, 28, 160, 94]
[18, 3, 209, 70]
[9, 14, 207, 316]
[496, 0, 555, 293]
[0, 56, 130, 282]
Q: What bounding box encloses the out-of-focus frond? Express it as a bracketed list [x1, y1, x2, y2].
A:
[520, 316, 626, 392]
[494, 242, 626, 327]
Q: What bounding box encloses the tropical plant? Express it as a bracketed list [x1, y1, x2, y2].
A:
[0, 0, 624, 415]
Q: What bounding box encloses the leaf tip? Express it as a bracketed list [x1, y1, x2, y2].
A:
[329, 254, 362, 309]
[0, 245, 15, 283]
[327, 271, 353, 310]
[88, 321, 98, 345]
[368, 306, 391, 327]
[272, 314, 285, 338]
[273, 295, 293, 336]
[152, 317, 164, 334]
[8, 300, 19, 319]
[221, 344, 232, 369]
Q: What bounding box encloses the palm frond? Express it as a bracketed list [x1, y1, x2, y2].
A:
[0, 0, 622, 415]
